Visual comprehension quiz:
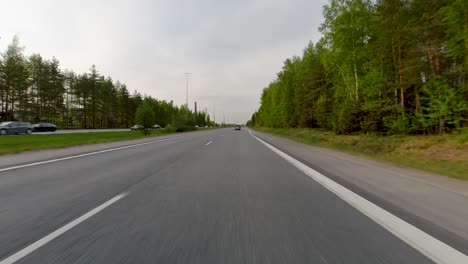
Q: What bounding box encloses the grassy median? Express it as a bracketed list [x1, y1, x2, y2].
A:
[0, 130, 174, 155]
[255, 127, 468, 180]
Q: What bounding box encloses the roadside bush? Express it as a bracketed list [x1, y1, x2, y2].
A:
[455, 128, 468, 143]
[142, 128, 152, 135]
[175, 125, 196, 132]
[333, 99, 361, 134]
[316, 94, 333, 130]
[359, 102, 395, 134]
[164, 124, 176, 133]
[135, 99, 155, 135]
[418, 77, 467, 135]
[383, 110, 417, 135]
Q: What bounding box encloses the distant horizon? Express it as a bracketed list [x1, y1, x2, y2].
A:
[0, 0, 327, 123]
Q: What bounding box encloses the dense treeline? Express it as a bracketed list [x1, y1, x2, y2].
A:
[249, 0, 467, 135]
[0, 36, 212, 128]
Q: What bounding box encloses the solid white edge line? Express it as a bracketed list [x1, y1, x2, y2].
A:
[251, 134, 468, 264]
[0, 192, 129, 264]
[0, 136, 185, 173]
[205, 141, 213, 146]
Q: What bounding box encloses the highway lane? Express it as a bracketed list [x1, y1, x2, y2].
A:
[0, 131, 214, 259]
[0, 128, 440, 263]
[34, 128, 130, 135]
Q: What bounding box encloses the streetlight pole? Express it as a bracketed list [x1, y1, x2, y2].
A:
[184, 73, 191, 109]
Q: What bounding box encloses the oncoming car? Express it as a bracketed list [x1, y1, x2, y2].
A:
[0, 122, 33, 135]
[32, 123, 57, 132]
[234, 125, 241, 130]
[130, 124, 143, 130]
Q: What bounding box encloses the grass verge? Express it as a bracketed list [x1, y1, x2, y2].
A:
[255, 127, 468, 180]
[0, 129, 183, 155]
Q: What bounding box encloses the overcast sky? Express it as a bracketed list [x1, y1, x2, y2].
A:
[0, 0, 327, 123]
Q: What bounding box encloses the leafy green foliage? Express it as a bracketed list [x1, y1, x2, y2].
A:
[419, 77, 467, 134]
[135, 99, 155, 135]
[251, 0, 467, 135]
[0, 36, 214, 129]
[0, 36, 29, 118]
[442, 0, 468, 72]
[383, 109, 413, 135]
[164, 124, 176, 133]
[334, 98, 361, 134]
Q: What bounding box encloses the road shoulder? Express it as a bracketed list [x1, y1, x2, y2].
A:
[252, 129, 468, 255]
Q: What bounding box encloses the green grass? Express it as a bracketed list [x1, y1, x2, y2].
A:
[0, 130, 176, 155]
[255, 127, 468, 180]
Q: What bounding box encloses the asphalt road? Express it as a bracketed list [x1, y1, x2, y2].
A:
[34, 128, 130, 135]
[0, 128, 450, 263]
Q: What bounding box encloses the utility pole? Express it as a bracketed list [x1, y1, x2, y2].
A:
[184, 73, 191, 109]
[213, 103, 216, 125]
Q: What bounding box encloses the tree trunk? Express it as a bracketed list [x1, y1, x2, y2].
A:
[83, 102, 87, 129]
[354, 61, 359, 102]
[10, 87, 15, 116]
[351, 20, 359, 102]
[464, 8, 468, 74]
[92, 105, 95, 129]
[414, 84, 422, 114]
[352, 41, 359, 102]
[0, 91, 4, 112]
[434, 49, 441, 76]
[392, 36, 398, 104]
[5, 88, 10, 113]
[397, 35, 405, 108]
[426, 46, 436, 78]
[439, 117, 444, 135]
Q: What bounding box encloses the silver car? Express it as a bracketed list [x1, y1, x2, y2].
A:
[0, 122, 33, 135]
[130, 124, 143, 130]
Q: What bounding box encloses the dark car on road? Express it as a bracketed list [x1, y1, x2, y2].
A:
[32, 123, 57, 132]
[0, 121, 33, 135]
[235, 125, 241, 130]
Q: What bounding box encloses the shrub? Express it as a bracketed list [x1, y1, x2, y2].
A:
[164, 124, 176, 132]
[175, 125, 196, 132]
[333, 99, 361, 134]
[455, 128, 468, 143]
[135, 100, 155, 135]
